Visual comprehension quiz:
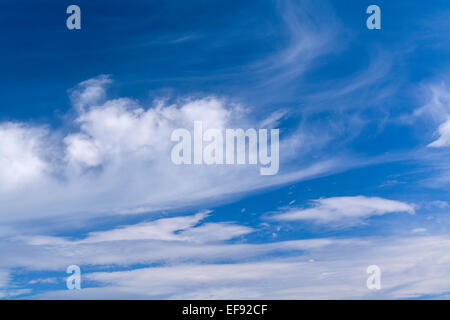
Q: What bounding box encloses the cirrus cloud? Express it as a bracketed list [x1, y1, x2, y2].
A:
[271, 196, 414, 225]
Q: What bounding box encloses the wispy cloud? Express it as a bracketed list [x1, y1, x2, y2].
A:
[250, 0, 343, 88]
[271, 196, 414, 226]
[428, 118, 450, 148]
[27, 235, 450, 300]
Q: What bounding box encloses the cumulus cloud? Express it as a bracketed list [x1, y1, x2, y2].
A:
[0, 75, 344, 225]
[69, 75, 112, 112]
[271, 196, 414, 225]
[0, 123, 49, 193]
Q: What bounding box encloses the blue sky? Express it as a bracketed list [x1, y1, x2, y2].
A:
[1, 0, 450, 299]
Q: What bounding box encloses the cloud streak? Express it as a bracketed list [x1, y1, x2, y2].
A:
[271, 196, 414, 225]
[27, 234, 450, 300]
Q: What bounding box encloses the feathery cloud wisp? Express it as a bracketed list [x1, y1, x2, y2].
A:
[271, 196, 414, 225]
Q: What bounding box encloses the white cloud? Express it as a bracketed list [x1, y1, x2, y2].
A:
[271, 196, 414, 225]
[64, 133, 103, 167]
[0, 289, 32, 299]
[69, 75, 112, 112]
[81, 211, 210, 243]
[0, 76, 345, 225]
[413, 80, 450, 148]
[30, 235, 450, 299]
[253, 0, 342, 87]
[0, 270, 29, 299]
[412, 228, 427, 234]
[414, 81, 450, 123]
[0, 270, 9, 289]
[2, 211, 450, 300]
[429, 200, 449, 208]
[0, 123, 49, 193]
[28, 278, 58, 285]
[408, 80, 450, 186]
[73, 210, 253, 244]
[177, 223, 253, 243]
[428, 117, 450, 147]
[0, 211, 336, 271]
